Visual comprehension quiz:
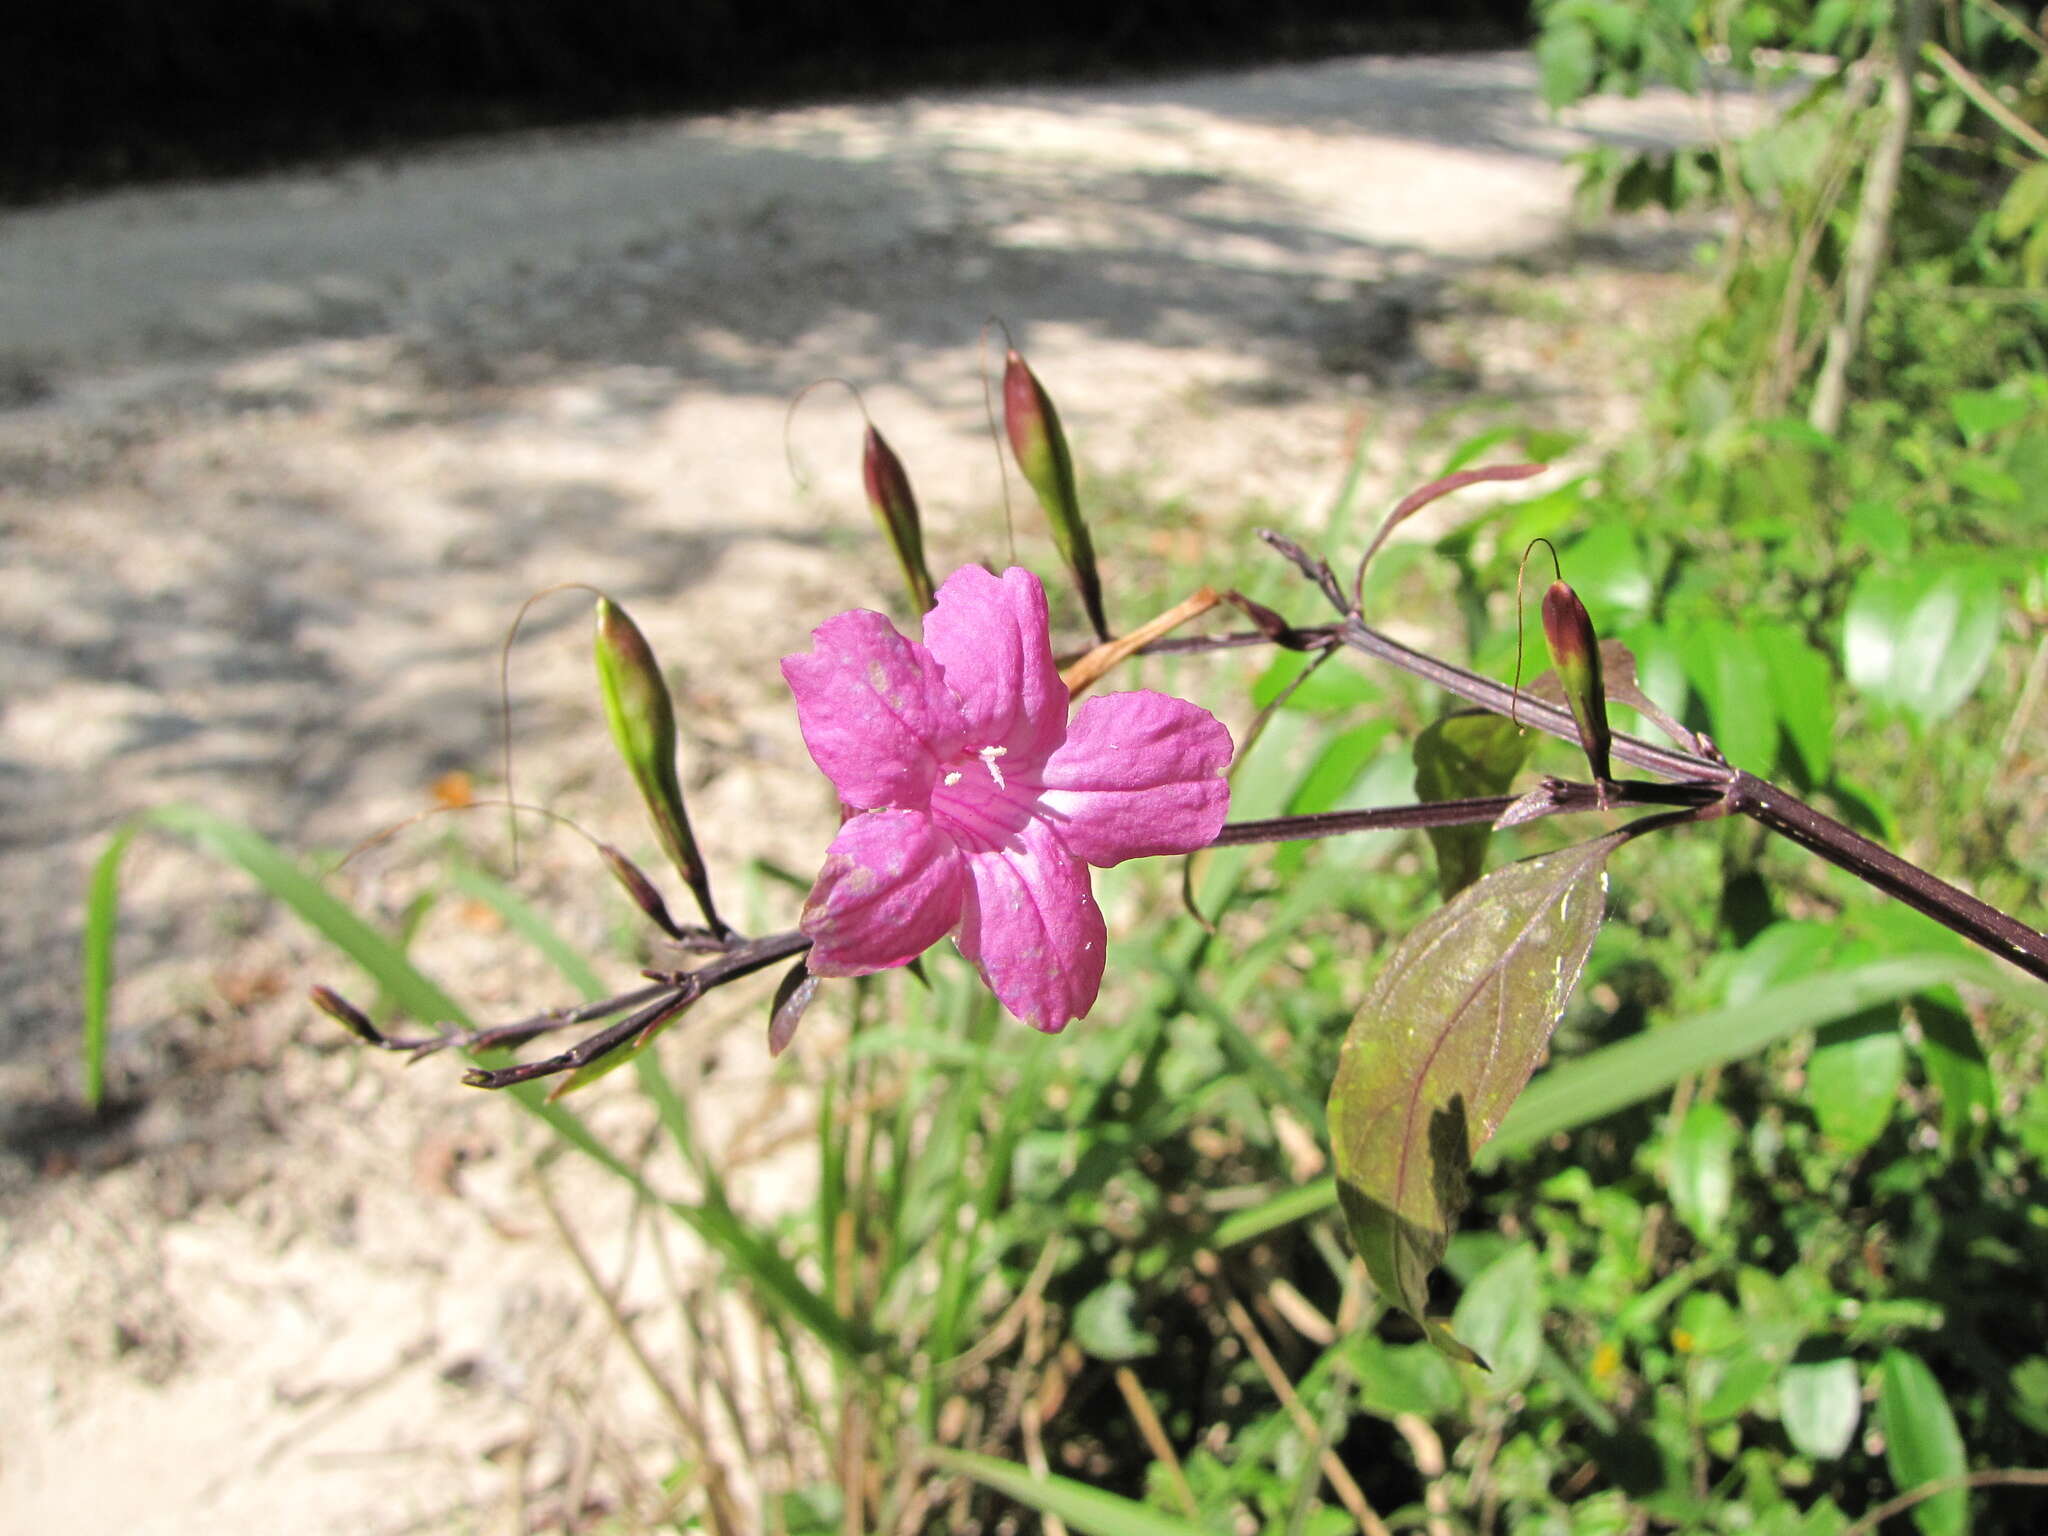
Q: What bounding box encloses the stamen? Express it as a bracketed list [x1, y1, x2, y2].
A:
[943, 770, 963, 786]
[978, 745, 1008, 789]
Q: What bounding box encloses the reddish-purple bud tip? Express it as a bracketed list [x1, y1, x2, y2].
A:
[999, 348, 1108, 641]
[598, 843, 685, 939]
[311, 984, 385, 1045]
[861, 425, 936, 612]
[1540, 580, 1612, 784]
[1541, 582, 1594, 667]
[768, 959, 820, 1057]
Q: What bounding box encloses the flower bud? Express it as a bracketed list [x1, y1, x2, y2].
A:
[862, 425, 937, 613]
[310, 984, 385, 1045]
[594, 596, 726, 934]
[1541, 580, 1613, 785]
[597, 842, 685, 939]
[1002, 349, 1109, 641]
[768, 958, 819, 1057]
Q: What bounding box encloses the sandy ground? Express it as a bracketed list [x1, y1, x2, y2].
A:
[0, 52, 1754, 1532]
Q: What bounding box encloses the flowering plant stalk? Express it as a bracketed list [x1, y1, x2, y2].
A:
[321, 353, 2048, 1344]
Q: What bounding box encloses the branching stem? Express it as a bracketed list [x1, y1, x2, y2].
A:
[341, 530, 2048, 1089]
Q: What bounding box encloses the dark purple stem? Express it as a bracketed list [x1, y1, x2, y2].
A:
[460, 928, 814, 1089]
[1730, 772, 2048, 986]
[1235, 534, 2048, 987]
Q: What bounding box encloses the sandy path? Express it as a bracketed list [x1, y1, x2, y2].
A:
[0, 52, 1745, 1532]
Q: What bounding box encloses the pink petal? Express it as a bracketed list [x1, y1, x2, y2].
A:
[956, 817, 1106, 1033]
[782, 609, 966, 810]
[1036, 691, 1233, 866]
[801, 810, 966, 975]
[921, 565, 1068, 770]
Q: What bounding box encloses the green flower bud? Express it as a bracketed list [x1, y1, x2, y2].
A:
[1002, 349, 1109, 641]
[862, 424, 937, 613]
[594, 596, 726, 935]
[1541, 580, 1613, 785]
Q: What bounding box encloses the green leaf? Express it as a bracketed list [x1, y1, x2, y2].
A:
[1667, 1101, 1739, 1239]
[1330, 835, 1617, 1330]
[1781, 1354, 1861, 1459]
[1452, 1243, 1545, 1391]
[1562, 524, 1654, 625]
[1350, 1336, 1464, 1420]
[84, 805, 469, 1056]
[1250, 650, 1380, 714]
[1695, 1347, 1774, 1424]
[1844, 564, 2006, 728]
[1950, 387, 2032, 447]
[1913, 994, 1994, 1149]
[2008, 1356, 2048, 1438]
[1229, 959, 2045, 1256]
[1842, 500, 1910, 563]
[1806, 1007, 1905, 1154]
[1288, 721, 1394, 817]
[1538, 19, 1600, 110]
[1756, 623, 1835, 782]
[929, 1450, 1210, 1536]
[1683, 619, 1778, 769]
[1487, 954, 2046, 1165]
[1413, 710, 1532, 898]
[1072, 1279, 1157, 1362]
[1878, 1348, 1969, 1536]
[1726, 921, 1838, 1007]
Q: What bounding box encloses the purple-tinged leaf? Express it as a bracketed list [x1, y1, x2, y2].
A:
[1329, 833, 1620, 1338]
[1492, 783, 1562, 830]
[1356, 463, 1546, 589]
[1413, 710, 1531, 898]
[769, 959, 819, 1057]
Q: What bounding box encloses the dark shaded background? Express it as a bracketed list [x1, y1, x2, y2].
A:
[6, 1, 1531, 203]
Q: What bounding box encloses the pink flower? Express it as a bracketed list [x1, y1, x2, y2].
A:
[782, 566, 1232, 1032]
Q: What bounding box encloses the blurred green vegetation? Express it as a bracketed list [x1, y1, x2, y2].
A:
[82, 3, 2048, 1529]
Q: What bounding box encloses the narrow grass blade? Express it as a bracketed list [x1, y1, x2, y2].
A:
[1217, 952, 2045, 1242]
[1481, 954, 2040, 1165]
[84, 804, 469, 1049]
[929, 1449, 1210, 1536]
[81, 823, 140, 1108]
[445, 861, 607, 1001]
